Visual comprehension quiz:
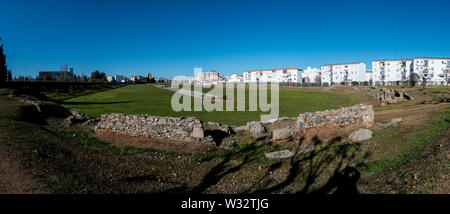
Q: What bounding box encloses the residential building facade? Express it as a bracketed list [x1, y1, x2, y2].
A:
[227, 74, 243, 83]
[302, 66, 321, 83]
[321, 62, 366, 84]
[243, 68, 303, 83]
[413, 57, 450, 85]
[372, 59, 413, 85]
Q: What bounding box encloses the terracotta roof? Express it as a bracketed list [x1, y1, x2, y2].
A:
[366, 70, 372, 73]
[414, 57, 450, 60]
[322, 62, 363, 66]
[373, 59, 412, 62]
[244, 68, 301, 72]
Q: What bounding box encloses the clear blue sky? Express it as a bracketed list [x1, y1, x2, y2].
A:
[1, 0, 449, 79]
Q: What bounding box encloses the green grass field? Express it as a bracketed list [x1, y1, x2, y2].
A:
[63, 84, 361, 126]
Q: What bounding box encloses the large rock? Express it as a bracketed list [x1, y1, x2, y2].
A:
[71, 110, 92, 121]
[265, 150, 294, 159]
[272, 126, 293, 141]
[247, 121, 266, 138]
[232, 125, 248, 132]
[383, 118, 402, 128]
[205, 122, 231, 135]
[348, 128, 373, 142]
[191, 126, 205, 138]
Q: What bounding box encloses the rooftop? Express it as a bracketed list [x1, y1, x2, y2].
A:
[414, 57, 450, 60]
[373, 59, 412, 62]
[322, 62, 363, 66]
[245, 68, 301, 72]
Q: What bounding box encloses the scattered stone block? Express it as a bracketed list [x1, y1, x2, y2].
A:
[265, 150, 294, 159]
[272, 126, 293, 141]
[247, 121, 266, 139]
[348, 128, 373, 142]
[383, 118, 402, 128]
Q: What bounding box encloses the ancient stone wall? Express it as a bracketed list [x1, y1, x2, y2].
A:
[94, 114, 209, 143]
[246, 104, 374, 139]
[295, 104, 374, 132]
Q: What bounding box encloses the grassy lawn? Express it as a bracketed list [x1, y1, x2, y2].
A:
[63, 84, 361, 126]
[384, 85, 450, 90]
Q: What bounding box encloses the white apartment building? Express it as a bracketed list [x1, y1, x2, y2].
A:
[189, 67, 222, 83]
[243, 68, 303, 83]
[372, 59, 413, 85]
[321, 62, 366, 84]
[365, 70, 373, 83]
[413, 57, 450, 85]
[302, 66, 321, 83]
[227, 74, 243, 83]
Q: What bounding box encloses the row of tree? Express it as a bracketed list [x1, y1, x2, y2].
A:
[0, 38, 9, 85]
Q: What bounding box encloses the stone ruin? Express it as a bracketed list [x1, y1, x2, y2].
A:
[94, 103, 375, 147]
[247, 104, 374, 141]
[375, 87, 413, 105]
[95, 114, 214, 144]
[295, 104, 374, 132]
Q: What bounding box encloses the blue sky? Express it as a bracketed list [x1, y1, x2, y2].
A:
[1, 0, 450, 78]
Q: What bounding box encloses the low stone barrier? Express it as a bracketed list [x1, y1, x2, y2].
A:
[295, 104, 374, 132]
[94, 114, 209, 143]
[245, 104, 374, 139]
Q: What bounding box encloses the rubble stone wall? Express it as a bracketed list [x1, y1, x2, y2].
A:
[94, 114, 205, 143]
[295, 104, 374, 132]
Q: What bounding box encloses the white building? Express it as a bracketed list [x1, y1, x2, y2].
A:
[106, 75, 115, 82]
[413, 57, 450, 85]
[243, 68, 303, 83]
[130, 75, 144, 83]
[227, 74, 243, 83]
[321, 62, 366, 84]
[302, 67, 321, 83]
[189, 67, 222, 83]
[372, 59, 413, 85]
[365, 70, 373, 83]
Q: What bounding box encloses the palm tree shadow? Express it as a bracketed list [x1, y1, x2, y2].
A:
[158, 135, 362, 194]
[250, 135, 361, 194]
[158, 144, 262, 194]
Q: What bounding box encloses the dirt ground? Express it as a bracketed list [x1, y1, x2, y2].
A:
[0, 86, 448, 194]
[0, 144, 47, 194]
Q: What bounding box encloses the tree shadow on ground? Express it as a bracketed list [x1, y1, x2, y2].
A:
[158, 135, 362, 194]
[61, 101, 136, 105]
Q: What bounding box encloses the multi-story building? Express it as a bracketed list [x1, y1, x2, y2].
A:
[38, 66, 74, 81]
[365, 70, 373, 83]
[372, 59, 413, 85]
[227, 74, 243, 83]
[130, 75, 144, 83]
[413, 57, 450, 85]
[106, 76, 115, 82]
[243, 68, 303, 83]
[321, 62, 366, 84]
[302, 66, 321, 83]
[190, 68, 221, 83]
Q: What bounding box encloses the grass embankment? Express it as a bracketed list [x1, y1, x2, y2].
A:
[63, 84, 361, 126]
[360, 107, 450, 174]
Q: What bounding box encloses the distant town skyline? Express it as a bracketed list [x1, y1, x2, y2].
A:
[1, 0, 450, 79]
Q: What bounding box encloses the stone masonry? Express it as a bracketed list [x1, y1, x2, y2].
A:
[95, 114, 208, 143]
[295, 104, 374, 132]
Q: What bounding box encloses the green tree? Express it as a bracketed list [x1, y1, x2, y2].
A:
[409, 73, 419, 87]
[0, 38, 7, 85]
[91, 70, 106, 81]
[7, 70, 12, 82]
